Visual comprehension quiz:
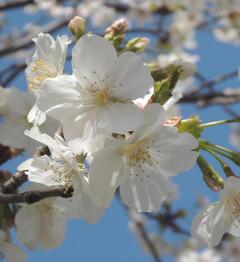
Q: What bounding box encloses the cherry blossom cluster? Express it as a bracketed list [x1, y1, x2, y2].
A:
[0, 13, 240, 261]
[0, 29, 200, 258]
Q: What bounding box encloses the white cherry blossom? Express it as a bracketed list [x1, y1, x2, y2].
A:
[0, 230, 26, 262]
[191, 176, 240, 248]
[26, 33, 70, 92]
[18, 127, 104, 223]
[89, 103, 199, 212]
[37, 34, 153, 154]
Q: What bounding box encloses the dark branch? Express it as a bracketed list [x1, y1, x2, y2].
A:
[181, 88, 240, 106]
[0, 0, 33, 11]
[194, 70, 238, 92]
[0, 144, 23, 165]
[1, 171, 28, 194]
[0, 185, 74, 204]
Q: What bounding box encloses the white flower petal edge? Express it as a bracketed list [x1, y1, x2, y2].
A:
[37, 34, 153, 153]
[89, 103, 199, 212]
[191, 176, 240, 247]
[26, 33, 70, 92]
[0, 230, 27, 262]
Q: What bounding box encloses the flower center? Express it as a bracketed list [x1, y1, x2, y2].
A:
[94, 88, 109, 106]
[121, 140, 150, 167]
[28, 59, 57, 91]
[47, 160, 74, 186]
[226, 192, 240, 218]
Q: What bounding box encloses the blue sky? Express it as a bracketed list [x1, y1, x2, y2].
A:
[1, 7, 240, 262]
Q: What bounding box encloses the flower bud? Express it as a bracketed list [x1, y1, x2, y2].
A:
[68, 16, 86, 39]
[126, 37, 150, 53]
[151, 64, 182, 105]
[197, 156, 224, 191]
[105, 18, 129, 37]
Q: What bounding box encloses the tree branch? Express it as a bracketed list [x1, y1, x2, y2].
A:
[194, 70, 238, 92]
[0, 144, 23, 165]
[0, 185, 73, 204]
[129, 212, 162, 262]
[181, 88, 240, 106]
[1, 171, 28, 194]
[0, 0, 33, 11]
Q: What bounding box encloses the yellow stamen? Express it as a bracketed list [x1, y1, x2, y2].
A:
[28, 59, 57, 91]
[94, 88, 109, 106]
[121, 140, 150, 167]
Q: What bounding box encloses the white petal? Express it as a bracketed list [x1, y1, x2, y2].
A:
[25, 126, 58, 151]
[15, 205, 41, 250]
[102, 102, 144, 133]
[72, 34, 117, 83]
[37, 75, 79, 123]
[6, 88, 35, 115]
[78, 186, 105, 224]
[120, 170, 170, 212]
[89, 148, 123, 207]
[64, 109, 106, 154]
[0, 115, 39, 153]
[107, 51, 153, 101]
[163, 132, 199, 151]
[23, 156, 57, 186]
[132, 103, 166, 141]
[191, 202, 225, 247]
[27, 104, 46, 126]
[31, 33, 69, 72]
[18, 158, 34, 171]
[38, 215, 67, 250]
[159, 150, 199, 175]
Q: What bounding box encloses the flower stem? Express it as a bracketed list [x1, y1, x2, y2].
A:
[199, 118, 240, 129]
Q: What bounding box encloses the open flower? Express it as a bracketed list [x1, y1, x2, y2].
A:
[89, 103, 199, 212]
[18, 127, 104, 223]
[26, 33, 70, 92]
[0, 230, 26, 262]
[37, 34, 153, 154]
[191, 176, 240, 247]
